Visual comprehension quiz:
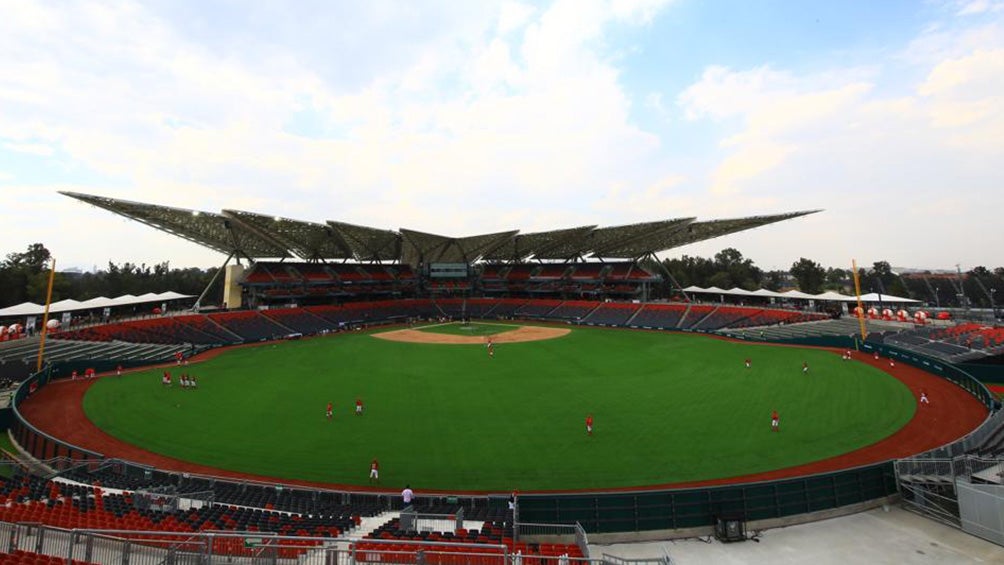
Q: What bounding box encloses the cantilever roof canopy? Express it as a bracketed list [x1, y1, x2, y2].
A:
[61, 191, 820, 266]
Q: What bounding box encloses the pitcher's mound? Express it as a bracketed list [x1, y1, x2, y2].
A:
[374, 325, 570, 344]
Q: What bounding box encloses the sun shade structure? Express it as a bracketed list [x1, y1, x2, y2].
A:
[0, 291, 195, 318]
[61, 191, 820, 265]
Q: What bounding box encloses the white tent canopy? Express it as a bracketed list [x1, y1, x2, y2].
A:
[780, 290, 819, 300]
[814, 291, 859, 302]
[858, 292, 921, 304]
[48, 299, 85, 313]
[78, 296, 114, 308]
[0, 302, 44, 317]
[682, 286, 922, 304]
[0, 291, 195, 318]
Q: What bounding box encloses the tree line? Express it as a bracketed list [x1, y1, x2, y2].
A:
[646, 250, 1004, 310]
[1, 243, 1001, 310]
[0, 244, 221, 309]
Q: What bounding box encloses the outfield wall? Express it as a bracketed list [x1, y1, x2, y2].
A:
[4, 302, 998, 535]
[519, 462, 896, 534]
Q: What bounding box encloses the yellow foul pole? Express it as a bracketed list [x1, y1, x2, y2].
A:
[36, 258, 57, 372]
[851, 259, 867, 344]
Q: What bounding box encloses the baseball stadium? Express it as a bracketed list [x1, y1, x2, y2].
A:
[0, 191, 1002, 564]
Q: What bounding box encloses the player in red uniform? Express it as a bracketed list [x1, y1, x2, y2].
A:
[802, 361, 809, 374]
[175, 351, 183, 365]
[771, 410, 779, 432]
[162, 371, 171, 386]
[356, 398, 364, 415]
[920, 391, 929, 405]
[585, 414, 594, 436]
[487, 340, 495, 359]
[744, 358, 751, 369]
[369, 458, 380, 483]
[116, 364, 123, 377]
[326, 401, 333, 420]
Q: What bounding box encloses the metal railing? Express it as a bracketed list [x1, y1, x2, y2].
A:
[514, 522, 580, 539]
[1, 520, 657, 565]
[894, 458, 955, 483]
[399, 506, 465, 534]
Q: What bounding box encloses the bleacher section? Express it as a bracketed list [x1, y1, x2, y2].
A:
[0, 336, 181, 369]
[881, 323, 1004, 362]
[0, 475, 352, 558]
[679, 305, 715, 329]
[242, 261, 419, 301]
[547, 301, 598, 321]
[718, 317, 906, 341]
[239, 260, 659, 301]
[365, 515, 583, 562]
[628, 303, 689, 329]
[56, 315, 239, 346]
[0, 470, 544, 563]
[260, 308, 334, 335]
[483, 299, 528, 318]
[424, 262, 660, 299]
[514, 300, 563, 318]
[583, 302, 642, 326]
[208, 311, 295, 342]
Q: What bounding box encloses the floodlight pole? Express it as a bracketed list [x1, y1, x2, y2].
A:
[193, 252, 235, 311]
[852, 259, 867, 342]
[36, 258, 57, 372]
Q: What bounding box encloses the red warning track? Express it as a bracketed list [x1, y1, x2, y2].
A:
[16, 346, 989, 495]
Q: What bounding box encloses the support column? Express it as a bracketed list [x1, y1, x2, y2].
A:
[223, 264, 246, 310]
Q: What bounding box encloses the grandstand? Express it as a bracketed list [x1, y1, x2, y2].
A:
[58, 191, 819, 308]
[0, 191, 994, 559]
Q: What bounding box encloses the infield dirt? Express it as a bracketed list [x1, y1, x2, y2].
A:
[373, 324, 570, 344]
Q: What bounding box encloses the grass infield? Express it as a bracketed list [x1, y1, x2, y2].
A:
[417, 322, 519, 337]
[83, 326, 915, 491]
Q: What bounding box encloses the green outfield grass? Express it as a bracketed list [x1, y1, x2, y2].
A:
[417, 322, 519, 337]
[83, 327, 915, 491]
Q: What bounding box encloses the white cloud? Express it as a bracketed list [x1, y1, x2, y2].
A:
[673, 13, 1004, 269]
[956, 0, 1004, 16]
[497, 1, 536, 34]
[0, 0, 680, 268]
[2, 141, 54, 156]
[0, 0, 1002, 273]
[610, 0, 675, 25]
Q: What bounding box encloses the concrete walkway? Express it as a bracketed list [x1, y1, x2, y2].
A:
[589, 506, 1003, 564]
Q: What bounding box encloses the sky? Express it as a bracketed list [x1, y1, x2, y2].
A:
[1, 0, 1003, 272]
